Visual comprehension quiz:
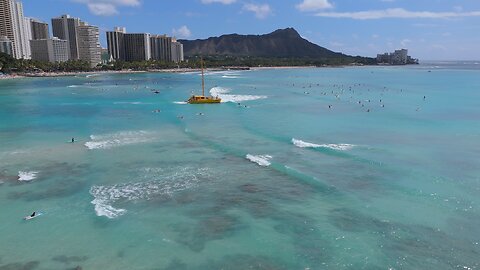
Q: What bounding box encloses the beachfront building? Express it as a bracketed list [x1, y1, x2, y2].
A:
[77, 24, 101, 67]
[150, 34, 172, 62]
[107, 27, 183, 63]
[392, 49, 408, 65]
[0, 35, 13, 56]
[124, 33, 151, 62]
[29, 18, 49, 40]
[377, 49, 417, 65]
[51, 14, 82, 60]
[30, 37, 69, 63]
[106, 27, 126, 61]
[0, 0, 31, 59]
[171, 38, 184, 63]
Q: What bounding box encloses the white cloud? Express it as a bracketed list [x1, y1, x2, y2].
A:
[73, 0, 140, 16]
[172, 26, 192, 39]
[296, 0, 333, 12]
[315, 8, 480, 20]
[201, 0, 236, 4]
[243, 3, 272, 19]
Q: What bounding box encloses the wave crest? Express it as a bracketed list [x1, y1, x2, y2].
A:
[18, 171, 38, 181]
[246, 154, 272, 167]
[85, 131, 155, 150]
[292, 138, 355, 151]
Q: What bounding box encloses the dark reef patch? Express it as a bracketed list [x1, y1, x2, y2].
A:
[52, 255, 88, 265]
[0, 261, 39, 270]
[198, 254, 288, 270]
[174, 213, 241, 252]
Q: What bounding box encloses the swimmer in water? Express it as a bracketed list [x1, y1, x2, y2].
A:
[71, 137, 75, 143]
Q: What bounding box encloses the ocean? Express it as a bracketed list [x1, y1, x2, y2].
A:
[0, 63, 479, 269]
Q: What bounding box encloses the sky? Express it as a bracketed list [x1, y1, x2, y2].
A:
[22, 0, 480, 60]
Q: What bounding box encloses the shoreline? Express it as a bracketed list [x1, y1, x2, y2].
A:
[0, 66, 328, 80]
[0, 64, 421, 80]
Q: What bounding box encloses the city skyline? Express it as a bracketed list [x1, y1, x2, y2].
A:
[19, 0, 480, 61]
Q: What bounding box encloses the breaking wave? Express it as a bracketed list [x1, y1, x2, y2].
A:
[85, 131, 156, 150]
[246, 154, 272, 167]
[210, 87, 267, 103]
[18, 171, 38, 181]
[89, 167, 213, 218]
[292, 138, 355, 151]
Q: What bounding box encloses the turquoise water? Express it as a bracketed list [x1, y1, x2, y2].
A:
[0, 65, 479, 269]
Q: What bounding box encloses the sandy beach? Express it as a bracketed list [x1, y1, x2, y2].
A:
[0, 66, 333, 80]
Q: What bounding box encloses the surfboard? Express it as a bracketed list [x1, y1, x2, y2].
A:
[24, 212, 43, 221]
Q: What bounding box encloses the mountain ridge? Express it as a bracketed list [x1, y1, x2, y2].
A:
[178, 28, 365, 61]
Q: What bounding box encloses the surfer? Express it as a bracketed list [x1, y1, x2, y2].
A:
[30, 212, 36, 218]
[71, 137, 75, 143]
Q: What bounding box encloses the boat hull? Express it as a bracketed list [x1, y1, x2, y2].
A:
[187, 96, 222, 104]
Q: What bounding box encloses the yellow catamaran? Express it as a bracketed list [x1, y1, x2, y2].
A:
[187, 58, 222, 104]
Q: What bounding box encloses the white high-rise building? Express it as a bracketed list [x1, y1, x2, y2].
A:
[23, 16, 31, 58]
[0, 0, 31, 59]
[171, 38, 184, 63]
[77, 24, 101, 67]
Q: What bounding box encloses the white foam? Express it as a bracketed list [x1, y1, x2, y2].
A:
[85, 130, 155, 150]
[18, 171, 38, 181]
[292, 138, 355, 151]
[173, 101, 188, 105]
[67, 85, 80, 88]
[113, 101, 148, 105]
[90, 167, 211, 218]
[210, 87, 267, 103]
[246, 154, 272, 167]
[91, 198, 126, 219]
[222, 75, 240, 79]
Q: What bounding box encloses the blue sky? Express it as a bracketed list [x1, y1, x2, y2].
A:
[23, 0, 480, 60]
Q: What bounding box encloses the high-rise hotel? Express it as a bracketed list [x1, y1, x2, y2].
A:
[0, 0, 31, 59]
[107, 27, 184, 63]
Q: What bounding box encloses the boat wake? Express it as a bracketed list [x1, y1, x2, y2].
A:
[246, 154, 272, 167]
[18, 171, 38, 182]
[173, 101, 188, 105]
[89, 167, 212, 218]
[85, 131, 156, 150]
[210, 87, 267, 103]
[292, 138, 355, 151]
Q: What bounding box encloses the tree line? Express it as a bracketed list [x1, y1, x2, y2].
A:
[1, 52, 377, 74]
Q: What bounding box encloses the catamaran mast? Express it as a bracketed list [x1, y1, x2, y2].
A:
[201, 57, 205, 96]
